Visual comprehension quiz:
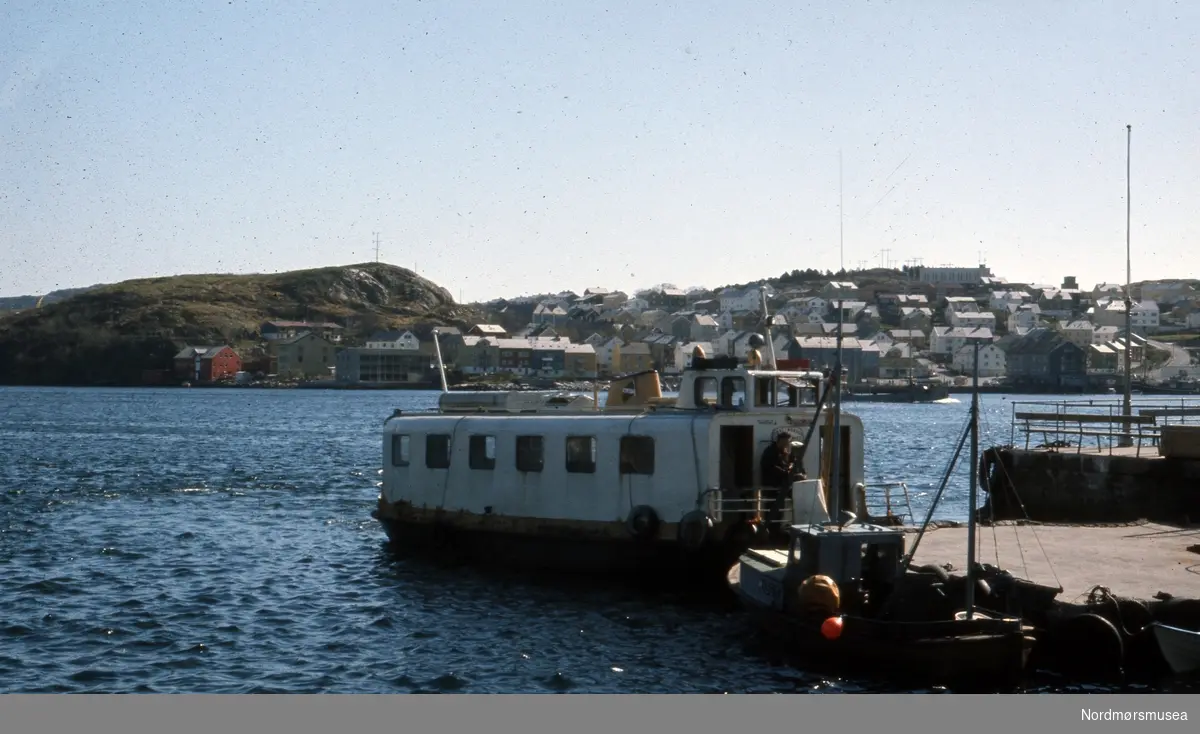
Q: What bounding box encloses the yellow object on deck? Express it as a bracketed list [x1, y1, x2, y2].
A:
[797, 574, 841, 617]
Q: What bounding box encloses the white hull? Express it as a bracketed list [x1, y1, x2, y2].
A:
[1151, 623, 1200, 674]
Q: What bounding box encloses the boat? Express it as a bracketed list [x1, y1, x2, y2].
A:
[729, 335, 1037, 688]
[1150, 623, 1200, 675]
[844, 380, 950, 403]
[372, 316, 870, 581]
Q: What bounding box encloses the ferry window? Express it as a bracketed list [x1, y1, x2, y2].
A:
[720, 377, 746, 408]
[619, 436, 655, 475]
[516, 435, 544, 473]
[693, 376, 718, 406]
[565, 436, 597, 474]
[391, 434, 410, 466]
[755, 377, 775, 406]
[469, 434, 496, 470]
[425, 434, 451, 469]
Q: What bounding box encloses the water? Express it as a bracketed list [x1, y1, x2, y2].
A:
[0, 387, 1176, 693]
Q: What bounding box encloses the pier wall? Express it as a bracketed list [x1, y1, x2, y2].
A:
[981, 447, 1200, 523]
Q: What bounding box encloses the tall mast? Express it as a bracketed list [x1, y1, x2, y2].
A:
[965, 338, 981, 619]
[829, 153, 845, 521]
[1120, 124, 1133, 447]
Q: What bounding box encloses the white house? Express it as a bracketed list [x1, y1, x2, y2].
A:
[1093, 300, 1160, 333]
[719, 287, 764, 313]
[948, 310, 997, 330]
[1007, 304, 1041, 332]
[1060, 320, 1095, 349]
[952, 343, 1006, 377]
[931, 326, 993, 356]
[989, 290, 1029, 311]
[944, 296, 981, 314]
[1092, 325, 1120, 344]
[366, 330, 421, 350]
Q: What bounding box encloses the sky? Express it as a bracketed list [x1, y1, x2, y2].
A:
[2, 1, 1198, 303]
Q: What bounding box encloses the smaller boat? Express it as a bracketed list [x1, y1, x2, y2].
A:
[730, 519, 1037, 688]
[1150, 623, 1200, 675]
[732, 334, 1037, 689]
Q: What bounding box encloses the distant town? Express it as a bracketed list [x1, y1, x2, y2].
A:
[156, 264, 1200, 394]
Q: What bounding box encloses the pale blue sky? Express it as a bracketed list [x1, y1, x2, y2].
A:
[2, 1, 1197, 302]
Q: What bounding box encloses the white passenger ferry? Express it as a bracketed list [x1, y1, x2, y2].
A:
[373, 344, 867, 580]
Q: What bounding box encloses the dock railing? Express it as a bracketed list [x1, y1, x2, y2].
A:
[704, 481, 914, 525]
[1008, 397, 1200, 456]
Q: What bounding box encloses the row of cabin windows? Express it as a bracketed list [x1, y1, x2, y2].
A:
[692, 375, 812, 409]
[390, 434, 655, 475]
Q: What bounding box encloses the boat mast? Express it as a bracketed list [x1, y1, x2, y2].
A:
[965, 337, 981, 620]
[1120, 124, 1133, 446]
[829, 153, 845, 522]
[760, 286, 778, 369]
[431, 328, 450, 393]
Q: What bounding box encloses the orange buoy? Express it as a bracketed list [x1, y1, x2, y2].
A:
[820, 616, 844, 640]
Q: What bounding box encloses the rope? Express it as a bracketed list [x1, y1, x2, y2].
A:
[991, 447, 1064, 592]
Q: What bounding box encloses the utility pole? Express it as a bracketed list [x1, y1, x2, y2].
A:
[373, 232, 381, 263]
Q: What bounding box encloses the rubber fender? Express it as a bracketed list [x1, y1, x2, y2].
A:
[1056, 613, 1125, 678]
[626, 505, 660, 541]
[678, 509, 712, 551]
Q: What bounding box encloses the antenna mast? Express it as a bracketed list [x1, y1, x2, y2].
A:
[1120, 124, 1133, 446]
[373, 232, 381, 263]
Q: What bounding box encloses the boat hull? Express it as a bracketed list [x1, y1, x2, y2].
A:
[742, 604, 1034, 689]
[374, 506, 756, 587]
[1151, 623, 1200, 675]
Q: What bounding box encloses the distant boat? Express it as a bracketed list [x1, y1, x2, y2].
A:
[1150, 623, 1200, 675]
[844, 382, 950, 403]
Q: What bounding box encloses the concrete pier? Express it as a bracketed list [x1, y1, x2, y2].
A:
[910, 520, 1200, 603]
[982, 446, 1200, 524]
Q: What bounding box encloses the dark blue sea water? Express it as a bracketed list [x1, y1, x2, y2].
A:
[0, 387, 1184, 693]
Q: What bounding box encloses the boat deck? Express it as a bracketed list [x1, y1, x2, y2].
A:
[909, 521, 1200, 603]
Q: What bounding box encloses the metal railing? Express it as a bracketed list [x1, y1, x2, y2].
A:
[703, 481, 914, 525]
[1007, 397, 1200, 455]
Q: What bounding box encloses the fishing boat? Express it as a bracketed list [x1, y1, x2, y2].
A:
[1150, 623, 1200, 675]
[729, 334, 1037, 688]
[372, 293, 871, 581]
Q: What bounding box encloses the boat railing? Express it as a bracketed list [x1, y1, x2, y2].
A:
[862, 481, 916, 524]
[1006, 397, 1200, 455]
[703, 482, 914, 525]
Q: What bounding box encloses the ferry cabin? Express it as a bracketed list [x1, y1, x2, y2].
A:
[374, 356, 866, 576]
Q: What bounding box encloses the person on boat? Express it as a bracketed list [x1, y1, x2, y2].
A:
[761, 433, 806, 525]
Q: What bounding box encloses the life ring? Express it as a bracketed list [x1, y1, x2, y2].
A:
[678, 510, 713, 551]
[626, 505, 660, 541]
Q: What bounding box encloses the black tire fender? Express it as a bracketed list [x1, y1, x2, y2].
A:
[626, 505, 660, 541]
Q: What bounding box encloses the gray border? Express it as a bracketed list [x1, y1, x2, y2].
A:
[0, 694, 1196, 734]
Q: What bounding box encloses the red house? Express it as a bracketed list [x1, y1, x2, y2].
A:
[173, 346, 243, 383]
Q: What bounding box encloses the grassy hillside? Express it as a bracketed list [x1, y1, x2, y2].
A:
[0, 262, 476, 386]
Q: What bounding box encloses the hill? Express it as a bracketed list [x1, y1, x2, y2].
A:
[0, 262, 476, 386]
[0, 285, 103, 312]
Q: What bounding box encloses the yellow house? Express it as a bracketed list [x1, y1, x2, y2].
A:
[271, 332, 337, 379]
[564, 344, 598, 378]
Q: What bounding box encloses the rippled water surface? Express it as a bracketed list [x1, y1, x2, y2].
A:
[0, 387, 1185, 693]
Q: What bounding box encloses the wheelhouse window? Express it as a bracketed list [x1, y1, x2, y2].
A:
[425, 433, 451, 469]
[619, 435, 655, 475]
[391, 434, 410, 466]
[516, 435, 544, 473]
[755, 376, 776, 407]
[693, 376, 718, 406]
[469, 434, 496, 470]
[720, 376, 746, 408]
[565, 436, 597, 474]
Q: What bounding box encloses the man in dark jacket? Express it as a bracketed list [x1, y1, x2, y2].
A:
[761, 433, 807, 525]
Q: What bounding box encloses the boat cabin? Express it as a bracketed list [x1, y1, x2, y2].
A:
[675, 354, 826, 412]
[784, 523, 908, 617]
